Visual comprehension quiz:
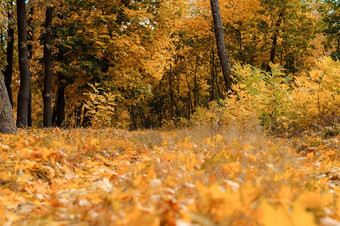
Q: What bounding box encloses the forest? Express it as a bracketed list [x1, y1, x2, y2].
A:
[0, 0, 339, 225]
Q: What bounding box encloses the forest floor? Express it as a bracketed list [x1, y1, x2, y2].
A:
[0, 125, 339, 225]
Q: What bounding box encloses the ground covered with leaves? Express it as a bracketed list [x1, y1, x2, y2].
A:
[0, 126, 339, 225]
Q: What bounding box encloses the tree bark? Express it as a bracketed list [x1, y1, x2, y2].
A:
[0, 72, 17, 134]
[16, 0, 31, 128]
[210, 0, 232, 93]
[5, 0, 14, 106]
[43, 6, 53, 127]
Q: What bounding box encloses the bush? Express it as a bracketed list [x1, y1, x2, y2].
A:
[82, 83, 117, 128]
[189, 57, 339, 135]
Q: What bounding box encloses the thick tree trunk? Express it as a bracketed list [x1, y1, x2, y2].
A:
[5, 0, 14, 106]
[43, 6, 53, 127]
[210, 0, 232, 93]
[16, 0, 31, 128]
[0, 72, 17, 134]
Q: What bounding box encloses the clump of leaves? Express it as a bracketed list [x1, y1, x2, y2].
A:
[82, 83, 117, 128]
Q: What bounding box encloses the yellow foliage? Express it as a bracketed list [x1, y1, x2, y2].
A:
[83, 83, 117, 128]
[190, 57, 339, 135]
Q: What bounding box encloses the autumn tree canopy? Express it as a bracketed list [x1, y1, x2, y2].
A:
[0, 0, 338, 130]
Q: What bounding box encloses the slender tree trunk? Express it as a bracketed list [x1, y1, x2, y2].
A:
[27, 2, 34, 127]
[235, 29, 246, 65]
[5, 0, 14, 107]
[185, 73, 193, 118]
[169, 64, 175, 119]
[52, 10, 66, 127]
[43, 6, 53, 127]
[16, 0, 31, 128]
[210, 0, 232, 92]
[0, 72, 17, 134]
[193, 56, 199, 108]
[210, 45, 215, 101]
[266, 12, 283, 72]
[215, 69, 222, 99]
[52, 84, 65, 127]
[130, 106, 137, 130]
[0, 28, 3, 47]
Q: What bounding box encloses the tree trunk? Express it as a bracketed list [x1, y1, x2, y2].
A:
[52, 10, 66, 127]
[27, 2, 34, 127]
[193, 56, 199, 108]
[16, 0, 31, 128]
[0, 72, 17, 134]
[210, 44, 215, 101]
[5, 0, 14, 106]
[210, 0, 232, 93]
[235, 29, 246, 65]
[43, 6, 53, 127]
[52, 84, 65, 127]
[266, 12, 284, 72]
[0, 28, 3, 47]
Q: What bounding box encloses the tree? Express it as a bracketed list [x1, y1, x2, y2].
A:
[0, 71, 17, 134]
[4, 0, 14, 106]
[43, 5, 53, 127]
[210, 0, 232, 92]
[266, 11, 284, 72]
[16, 0, 31, 128]
[322, 0, 340, 59]
[27, 0, 35, 127]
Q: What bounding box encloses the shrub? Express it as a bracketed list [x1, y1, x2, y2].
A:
[82, 83, 117, 128]
[189, 57, 339, 135]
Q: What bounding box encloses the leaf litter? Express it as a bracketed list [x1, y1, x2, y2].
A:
[0, 126, 338, 225]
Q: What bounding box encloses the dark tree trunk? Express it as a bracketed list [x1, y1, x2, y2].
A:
[185, 73, 193, 118]
[52, 84, 65, 127]
[0, 72, 17, 134]
[193, 56, 199, 108]
[130, 106, 137, 130]
[5, 0, 14, 107]
[266, 12, 284, 72]
[210, 0, 232, 93]
[210, 44, 215, 101]
[52, 9, 66, 127]
[16, 0, 31, 128]
[0, 28, 3, 47]
[235, 29, 246, 65]
[28, 94, 32, 127]
[43, 6, 53, 127]
[27, 2, 34, 127]
[169, 64, 175, 119]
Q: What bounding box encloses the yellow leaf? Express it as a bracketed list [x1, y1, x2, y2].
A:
[291, 203, 316, 226]
[259, 200, 291, 226]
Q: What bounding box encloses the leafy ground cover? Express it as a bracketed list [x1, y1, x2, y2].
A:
[0, 126, 339, 225]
